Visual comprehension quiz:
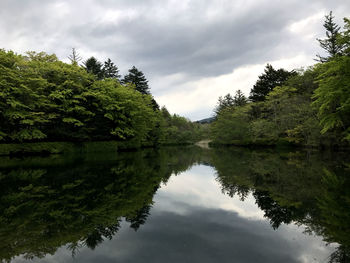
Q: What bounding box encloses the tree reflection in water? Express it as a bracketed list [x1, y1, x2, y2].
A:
[213, 147, 350, 263]
[0, 146, 349, 262]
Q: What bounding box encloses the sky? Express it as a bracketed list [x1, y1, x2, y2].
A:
[1, 0, 349, 120]
[13, 165, 335, 262]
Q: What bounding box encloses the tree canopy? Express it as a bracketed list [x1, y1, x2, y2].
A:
[83, 57, 103, 79]
[214, 94, 234, 115]
[0, 49, 205, 147]
[233, 90, 247, 107]
[103, 58, 121, 80]
[122, 66, 150, 95]
[211, 13, 350, 148]
[249, 64, 295, 102]
[316, 11, 344, 62]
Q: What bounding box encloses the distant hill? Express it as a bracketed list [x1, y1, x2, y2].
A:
[195, 117, 215, 124]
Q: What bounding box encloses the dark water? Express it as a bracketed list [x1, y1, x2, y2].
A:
[0, 146, 349, 263]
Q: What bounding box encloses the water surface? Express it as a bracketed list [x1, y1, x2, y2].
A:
[0, 146, 349, 262]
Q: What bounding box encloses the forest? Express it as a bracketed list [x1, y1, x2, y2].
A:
[1, 12, 349, 153]
[0, 49, 207, 152]
[211, 13, 350, 149]
[1, 2, 350, 263]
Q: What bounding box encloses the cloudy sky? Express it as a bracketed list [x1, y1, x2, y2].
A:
[13, 164, 335, 263]
[1, 0, 349, 120]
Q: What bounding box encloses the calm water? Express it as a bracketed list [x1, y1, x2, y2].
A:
[0, 146, 349, 263]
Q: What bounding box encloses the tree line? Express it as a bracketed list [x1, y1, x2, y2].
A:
[211, 146, 350, 262]
[0, 147, 198, 260]
[1, 146, 348, 262]
[211, 12, 350, 149]
[0, 49, 206, 147]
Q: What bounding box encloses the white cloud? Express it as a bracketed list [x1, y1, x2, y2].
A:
[288, 12, 325, 37]
[156, 165, 265, 219]
[155, 54, 313, 120]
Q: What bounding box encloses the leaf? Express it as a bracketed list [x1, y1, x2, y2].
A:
[62, 117, 84, 127]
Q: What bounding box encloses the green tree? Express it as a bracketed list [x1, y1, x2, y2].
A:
[316, 11, 344, 62]
[122, 66, 150, 95]
[0, 50, 63, 142]
[157, 106, 205, 144]
[0, 49, 162, 145]
[233, 89, 247, 106]
[338, 18, 350, 57]
[150, 98, 160, 111]
[249, 64, 295, 102]
[83, 57, 103, 79]
[214, 93, 234, 115]
[84, 79, 158, 144]
[102, 58, 121, 80]
[211, 105, 251, 144]
[313, 56, 350, 142]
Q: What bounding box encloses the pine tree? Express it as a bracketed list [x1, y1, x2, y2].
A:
[84, 57, 103, 79]
[122, 66, 150, 94]
[214, 93, 234, 115]
[103, 58, 121, 80]
[151, 97, 160, 111]
[249, 64, 294, 102]
[316, 11, 344, 62]
[233, 90, 247, 106]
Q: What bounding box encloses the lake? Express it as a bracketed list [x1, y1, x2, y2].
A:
[0, 146, 349, 262]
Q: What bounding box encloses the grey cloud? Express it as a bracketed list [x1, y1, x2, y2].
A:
[18, 204, 333, 263]
[1, 0, 350, 119]
[76, 3, 293, 77]
[68, 0, 344, 76]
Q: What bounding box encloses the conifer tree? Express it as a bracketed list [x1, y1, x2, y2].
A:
[234, 90, 248, 106]
[214, 93, 234, 115]
[103, 58, 121, 80]
[316, 11, 344, 62]
[249, 64, 294, 102]
[122, 66, 150, 95]
[84, 57, 103, 79]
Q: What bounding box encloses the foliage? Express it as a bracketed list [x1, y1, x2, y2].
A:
[103, 58, 121, 80]
[211, 146, 350, 262]
[0, 146, 203, 261]
[211, 106, 251, 144]
[83, 56, 104, 79]
[316, 168, 350, 248]
[210, 14, 350, 149]
[214, 93, 234, 115]
[249, 64, 295, 102]
[316, 11, 344, 62]
[339, 18, 350, 56]
[211, 66, 344, 147]
[250, 119, 279, 142]
[159, 107, 207, 144]
[233, 89, 247, 106]
[313, 56, 350, 141]
[122, 66, 150, 95]
[214, 90, 247, 116]
[0, 145, 349, 261]
[0, 49, 200, 147]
